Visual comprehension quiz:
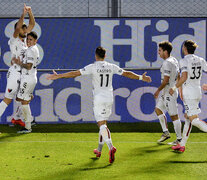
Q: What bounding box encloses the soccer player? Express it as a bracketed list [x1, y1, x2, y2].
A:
[0, 4, 35, 127]
[12, 31, 39, 133]
[154, 41, 182, 145]
[170, 40, 207, 152]
[47, 46, 152, 163]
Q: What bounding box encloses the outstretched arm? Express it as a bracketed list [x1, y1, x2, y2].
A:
[122, 71, 152, 82]
[46, 70, 81, 80]
[13, 4, 27, 38]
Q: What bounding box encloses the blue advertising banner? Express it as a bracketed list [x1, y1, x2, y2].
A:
[0, 18, 207, 123]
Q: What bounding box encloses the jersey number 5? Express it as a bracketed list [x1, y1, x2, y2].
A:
[190, 66, 201, 79]
[100, 74, 109, 87]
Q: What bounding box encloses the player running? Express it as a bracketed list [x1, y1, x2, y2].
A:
[46, 46, 152, 163]
[170, 40, 207, 152]
[154, 41, 182, 145]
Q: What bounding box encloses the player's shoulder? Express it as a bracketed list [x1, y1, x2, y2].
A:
[30, 45, 39, 53]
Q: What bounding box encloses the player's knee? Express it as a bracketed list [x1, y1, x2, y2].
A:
[170, 114, 178, 121]
[155, 107, 163, 116]
[3, 98, 12, 105]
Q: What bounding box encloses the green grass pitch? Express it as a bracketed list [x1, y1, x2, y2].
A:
[0, 123, 207, 180]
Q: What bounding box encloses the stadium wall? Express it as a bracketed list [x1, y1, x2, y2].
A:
[0, 18, 207, 124]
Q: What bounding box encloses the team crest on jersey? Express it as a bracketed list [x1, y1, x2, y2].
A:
[8, 89, 12, 93]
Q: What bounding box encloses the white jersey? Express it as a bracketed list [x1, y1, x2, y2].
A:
[160, 56, 179, 95]
[180, 54, 207, 99]
[80, 61, 124, 96]
[8, 36, 27, 72]
[21, 45, 39, 77]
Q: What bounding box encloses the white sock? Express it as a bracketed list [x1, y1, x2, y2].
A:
[192, 118, 207, 132]
[158, 114, 168, 132]
[99, 124, 113, 150]
[13, 101, 23, 120]
[0, 101, 8, 117]
[173, 119, 182, 140]
[180, 119, 192, 147]
[22, 104, 33, 130]
[97, 132, 104, 152]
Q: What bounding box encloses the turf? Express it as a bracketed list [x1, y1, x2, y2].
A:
[0, 131, 207, 180]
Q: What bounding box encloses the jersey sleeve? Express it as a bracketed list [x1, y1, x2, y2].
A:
[112, 64, 125, 75]
[8, 37, 16, 55]
[80, 64, 93, 75]
[162, 61, 171, 77]
[26, 49, 35, 64]
[179, 59, 188, 73]
[201, 58, 207, 72]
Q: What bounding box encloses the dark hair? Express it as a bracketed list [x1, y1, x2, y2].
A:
[14, 22, 27, 30]
[27, 31, 38, 40]
[95, 46, 106, 58]
[158, 41, 173, 55]
[183, 40, 198, 54]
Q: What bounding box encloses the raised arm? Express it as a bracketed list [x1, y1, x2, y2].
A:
[46, 70, 81, 80]
[13, 4, 27, 38]
[25, 6, 35, 33]
[122, 71, 152, 82]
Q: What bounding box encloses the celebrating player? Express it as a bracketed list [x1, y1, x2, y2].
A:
[154, 41, 182, 145]
[47, 46, 152, 163]
[170, 40, 207, 152]
[0, 4, 35, 127]
[13, 31, 39, 133]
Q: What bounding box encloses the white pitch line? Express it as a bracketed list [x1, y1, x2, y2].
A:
[0, 140, 207, 144]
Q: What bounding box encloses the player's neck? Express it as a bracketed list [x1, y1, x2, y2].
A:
[163, 55, 170, 60]
[18, 36, 25, 42]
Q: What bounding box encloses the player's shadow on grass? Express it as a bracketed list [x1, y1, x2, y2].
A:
[80, 157, 112, 171]
[170, 160, 207, 164]
[0, 132, 25, 143]
[133, 144, 170, 155]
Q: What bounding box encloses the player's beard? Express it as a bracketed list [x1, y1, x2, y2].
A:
[19, 33, 26, 38]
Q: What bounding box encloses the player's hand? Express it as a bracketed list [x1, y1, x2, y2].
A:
[154, 90, 160, 99]
[23, 3, 27, 15]
[24, 3, 31, 13]
[169, 88, 174, 96]
[12, 57, 21, 65]
[46, 70, 59, 80]
[142, 72, 152, 83]
[202, 84, 207, 91]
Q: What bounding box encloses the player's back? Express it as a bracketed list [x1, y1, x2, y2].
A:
[92, 61, 115, 94]
[181, 54, 207, 99]
[80, 60, 124, 96]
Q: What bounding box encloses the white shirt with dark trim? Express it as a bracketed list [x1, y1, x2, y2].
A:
[8, 36, 27, 72]
[160, 56, 179, 95]
[21, 45, 39, 76]
[80, 61, 124, 96]
[180, 54, 207, 99]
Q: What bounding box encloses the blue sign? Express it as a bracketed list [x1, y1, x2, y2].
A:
[0, 18, 207, 123]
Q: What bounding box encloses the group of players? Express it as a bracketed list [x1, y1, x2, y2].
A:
[0, 4, 39, 133]
[154, 41, 207, 153]
[0, 4, 207, 163]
